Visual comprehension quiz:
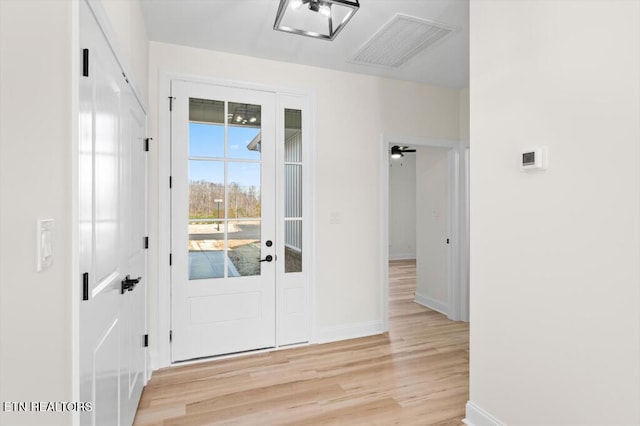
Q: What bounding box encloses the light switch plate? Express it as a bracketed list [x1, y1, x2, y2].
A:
[37, 218, 54, 272]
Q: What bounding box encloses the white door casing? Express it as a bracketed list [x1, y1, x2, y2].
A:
[380, 135, 469, 326]
[79, 1, 147, 424]
[170, 81, 277, 362]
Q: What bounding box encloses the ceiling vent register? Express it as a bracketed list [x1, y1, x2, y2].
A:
[351, 14, 454, 68]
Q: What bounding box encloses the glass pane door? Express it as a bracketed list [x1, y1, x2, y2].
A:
[187, 98, 264, 280]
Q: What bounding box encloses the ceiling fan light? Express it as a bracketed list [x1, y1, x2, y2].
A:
[391, 152, 403, 159]
[290, 0, 302, 9]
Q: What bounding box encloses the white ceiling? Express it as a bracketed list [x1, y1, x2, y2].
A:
[140, 0, 469, 89]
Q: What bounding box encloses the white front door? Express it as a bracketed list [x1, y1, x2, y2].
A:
[79, 2, 146, 424]
[171, 81, 276, 362]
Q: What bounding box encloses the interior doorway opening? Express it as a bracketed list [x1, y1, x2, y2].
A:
[388, 145, 452, 315]
[381, 136, 469, 327]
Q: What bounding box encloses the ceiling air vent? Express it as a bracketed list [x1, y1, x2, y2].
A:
[351, 14, 454, 68]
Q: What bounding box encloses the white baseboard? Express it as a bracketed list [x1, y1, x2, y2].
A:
[315, 320, 384, 344]
[463, 401, 504, 426]
[388, 253, 416, 261]
[414, 293, 448, 316]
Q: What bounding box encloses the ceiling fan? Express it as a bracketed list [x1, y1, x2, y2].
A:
[390, 145, 416, 159]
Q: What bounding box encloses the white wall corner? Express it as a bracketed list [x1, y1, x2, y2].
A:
[414, 292, 448, 316]
[463, 401, 505, 426]
[315, 320, 384, 344]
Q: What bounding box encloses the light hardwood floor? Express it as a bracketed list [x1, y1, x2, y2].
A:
[134, 260, 469, 425]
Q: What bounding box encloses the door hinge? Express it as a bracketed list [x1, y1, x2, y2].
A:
[144, 137, 152, 152]
[169, 176, 172, 189]
[446, 238, 450, 244]
[144, 236, 149, 249]
[169, 330, 173, 343]
[82, 272, 89, 301]
[122, 72, 129, 84]
[169, 253, 172, 266]
[82, 49, 89, 77]
[143, 334, 149, 347]
[169, 96, 175, 111]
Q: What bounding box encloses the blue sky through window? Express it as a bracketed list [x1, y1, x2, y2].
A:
[189, 123, 261, 187]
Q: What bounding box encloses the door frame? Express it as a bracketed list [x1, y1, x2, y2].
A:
[380, 134, 469, 326]
[154, 73, 316, 369]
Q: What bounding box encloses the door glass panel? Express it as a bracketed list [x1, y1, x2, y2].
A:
[188, 97, 264, 280]
[189, 160, 225, 219]
[189, 98, 224, 158]
[228, 162, 261, 219]
[285, 164, 302, 218]
[284, 109, 302, 273]
[189, 221, 225, 280]
[188, 159, 225, 280]
[228, 102, 261, 160]
[285, 220, 302, 273]
[284, 109, 302, 162]
[227, 220, 261, 277]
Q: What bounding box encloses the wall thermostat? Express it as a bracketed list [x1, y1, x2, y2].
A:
[521, 147, 548, 171]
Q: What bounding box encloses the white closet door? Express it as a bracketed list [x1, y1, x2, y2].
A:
[79, 1, 146, 424]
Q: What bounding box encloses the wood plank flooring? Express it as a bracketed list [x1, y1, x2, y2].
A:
[134, 260, 469, 425]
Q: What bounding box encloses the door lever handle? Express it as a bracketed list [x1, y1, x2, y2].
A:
[258, 255, 273, 263]
[121, 275, 141, 294]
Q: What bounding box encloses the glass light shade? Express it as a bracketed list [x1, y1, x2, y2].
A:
[274, 0, 360, 41]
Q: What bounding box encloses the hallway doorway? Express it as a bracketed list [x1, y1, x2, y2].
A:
[381, 136, 469, 326]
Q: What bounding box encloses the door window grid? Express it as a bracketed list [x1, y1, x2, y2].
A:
[188, 98, 263, 280]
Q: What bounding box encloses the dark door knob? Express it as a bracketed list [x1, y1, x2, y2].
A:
[121, 275, 141, 294]
[259, 255, 273, 263]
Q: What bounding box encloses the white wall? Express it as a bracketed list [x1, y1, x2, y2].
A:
[0, 2, 74, 424]
[415, 147, 449, 313]
[468, 0, 640, 424]
[0, 1, 148, 424]
[389, 154, 416, 260]
[146, 42, 462, 364]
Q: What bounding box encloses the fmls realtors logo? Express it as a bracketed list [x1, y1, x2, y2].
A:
[2, 401, 93, 412]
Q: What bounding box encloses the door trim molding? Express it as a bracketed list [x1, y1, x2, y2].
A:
[414, 293, 448, 316]
[153, 73, 316, 370]
[463, 401, 505, 426]
[380, 134, 469, 329]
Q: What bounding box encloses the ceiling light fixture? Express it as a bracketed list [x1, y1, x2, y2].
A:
[274, 0, 360, 41]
